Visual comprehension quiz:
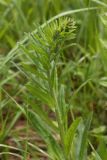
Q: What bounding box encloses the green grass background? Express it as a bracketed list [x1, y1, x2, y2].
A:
[0, 0, 107, 159]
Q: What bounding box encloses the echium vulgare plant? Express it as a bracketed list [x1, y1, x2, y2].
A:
[19, 17, 92, 160]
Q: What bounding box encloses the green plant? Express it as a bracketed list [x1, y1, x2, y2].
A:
[15, 16, 100, 160]
[20, 17, 79, 160]
[1, 1, 107, 159]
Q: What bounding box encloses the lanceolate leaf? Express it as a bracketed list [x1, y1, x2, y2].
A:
[76, 113, 93, 160]
[27, 83, 54, 108]
[64, 118, 81, 156]
[28, 110, 65, 160]
[27, 99, 58, 132]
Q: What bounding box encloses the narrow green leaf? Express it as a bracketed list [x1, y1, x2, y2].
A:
[64, 118, 81, 156]
[99, 81, 107, 87]
[28, 110, 65, 160]
[27, 98, 57, 132]
[89, 142, 103, 160]
[77, 113, 93, 160]
[27, 83, 54, 108]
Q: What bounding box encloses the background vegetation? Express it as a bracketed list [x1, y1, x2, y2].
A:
[0, 0, 107, 159]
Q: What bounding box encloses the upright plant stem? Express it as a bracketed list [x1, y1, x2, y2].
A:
[47, 67, 66, 159]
